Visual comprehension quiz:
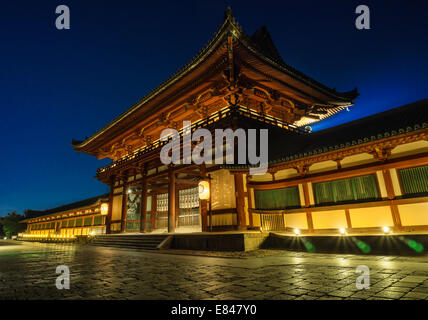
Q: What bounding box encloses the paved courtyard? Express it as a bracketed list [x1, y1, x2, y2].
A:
[1, 240, 428, 300]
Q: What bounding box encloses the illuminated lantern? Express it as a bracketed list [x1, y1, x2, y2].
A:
[100, 203, 109, 215]
[198, 180, 210, 200]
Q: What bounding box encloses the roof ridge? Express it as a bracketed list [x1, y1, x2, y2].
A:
[315, 98, 428, 134]
[42, 193, 109, 214]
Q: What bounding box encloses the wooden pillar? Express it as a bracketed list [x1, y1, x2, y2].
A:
[345, 209, 352, 230]
[175, 185, 180, 230]
[382, 169, 396, 200]
[305, 209, 314, 233]
[246, 175, 254, 229]
[234, 173, 247, 230]
[390, 204, 402, 231]
[120, 173, 128, 233]
[140, 166, 147, 233]
[200, 164, 208, 232]
[106, 176, 115, 234]
[302, 183, 314, 233]
[151, 194, 157, 230]
[168, 166, 176, 233]
[383, 168, 402, 230]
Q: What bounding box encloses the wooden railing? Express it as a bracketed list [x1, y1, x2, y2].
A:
[259, 212, 286, 231]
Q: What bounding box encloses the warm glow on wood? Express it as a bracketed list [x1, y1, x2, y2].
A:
[198, 181, 210, 200]
[100, 203, 109, 215]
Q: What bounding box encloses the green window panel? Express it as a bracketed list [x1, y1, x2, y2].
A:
[399, 165, 428, 196]
[146, 196, 152, 211]
[314, 174, 379, 205]
[84, 217, 93, 226]
[50, 222, 55, 229]
[75, 219, 83, 227]
[255, 186, 300, 210]
[61, 220, 67, 228]
[93, 216, 103, 226]
[67, 220, 75, 228]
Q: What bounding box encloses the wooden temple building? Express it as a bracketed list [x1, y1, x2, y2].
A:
[23, 9, 428, 237]
[22, 195, 109, 237]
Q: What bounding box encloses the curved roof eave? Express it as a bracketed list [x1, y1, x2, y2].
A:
[72, 8, 358, 151]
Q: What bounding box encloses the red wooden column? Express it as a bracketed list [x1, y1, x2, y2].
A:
[120, 173, 128, 233]
[151, 194, 157, 230]
[302, 183, 314, 233]
[168, 165, 176, 233]
[345, 209, 352, 230]
[106, 175, 115, 234]
[140, 166, 148, 233]
[382, 168, 402, 231]
[245, 174, 254, 229]
[199, 164, 208, 232]
[234, 173, 247, 230]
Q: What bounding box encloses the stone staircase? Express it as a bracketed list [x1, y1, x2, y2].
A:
[89, 234, 169, 250]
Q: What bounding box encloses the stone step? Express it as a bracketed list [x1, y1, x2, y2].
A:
[92, 240, 161, 244]
[89, 234, 168, 250]
[92, 237, 163, 242]
[94, 235, 166, 240]
[90, 243, 158, 250]
[91, 241, 160, 247]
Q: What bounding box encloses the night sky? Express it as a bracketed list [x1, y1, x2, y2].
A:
[1, 0, 427, 215]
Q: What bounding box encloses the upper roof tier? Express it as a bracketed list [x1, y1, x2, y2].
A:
[73, 7, 358, 161]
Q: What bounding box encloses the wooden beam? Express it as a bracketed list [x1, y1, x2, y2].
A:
[175, 178, 198, 186]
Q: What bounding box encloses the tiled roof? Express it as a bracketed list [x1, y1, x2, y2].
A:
[227, 98, 428, 168]
[24, 194, 109, 221]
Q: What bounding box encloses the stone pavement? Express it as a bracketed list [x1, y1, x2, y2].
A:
[0, 240, 428, 300]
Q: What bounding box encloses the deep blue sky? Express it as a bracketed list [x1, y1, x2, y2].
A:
[1, 0, 427, 215]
